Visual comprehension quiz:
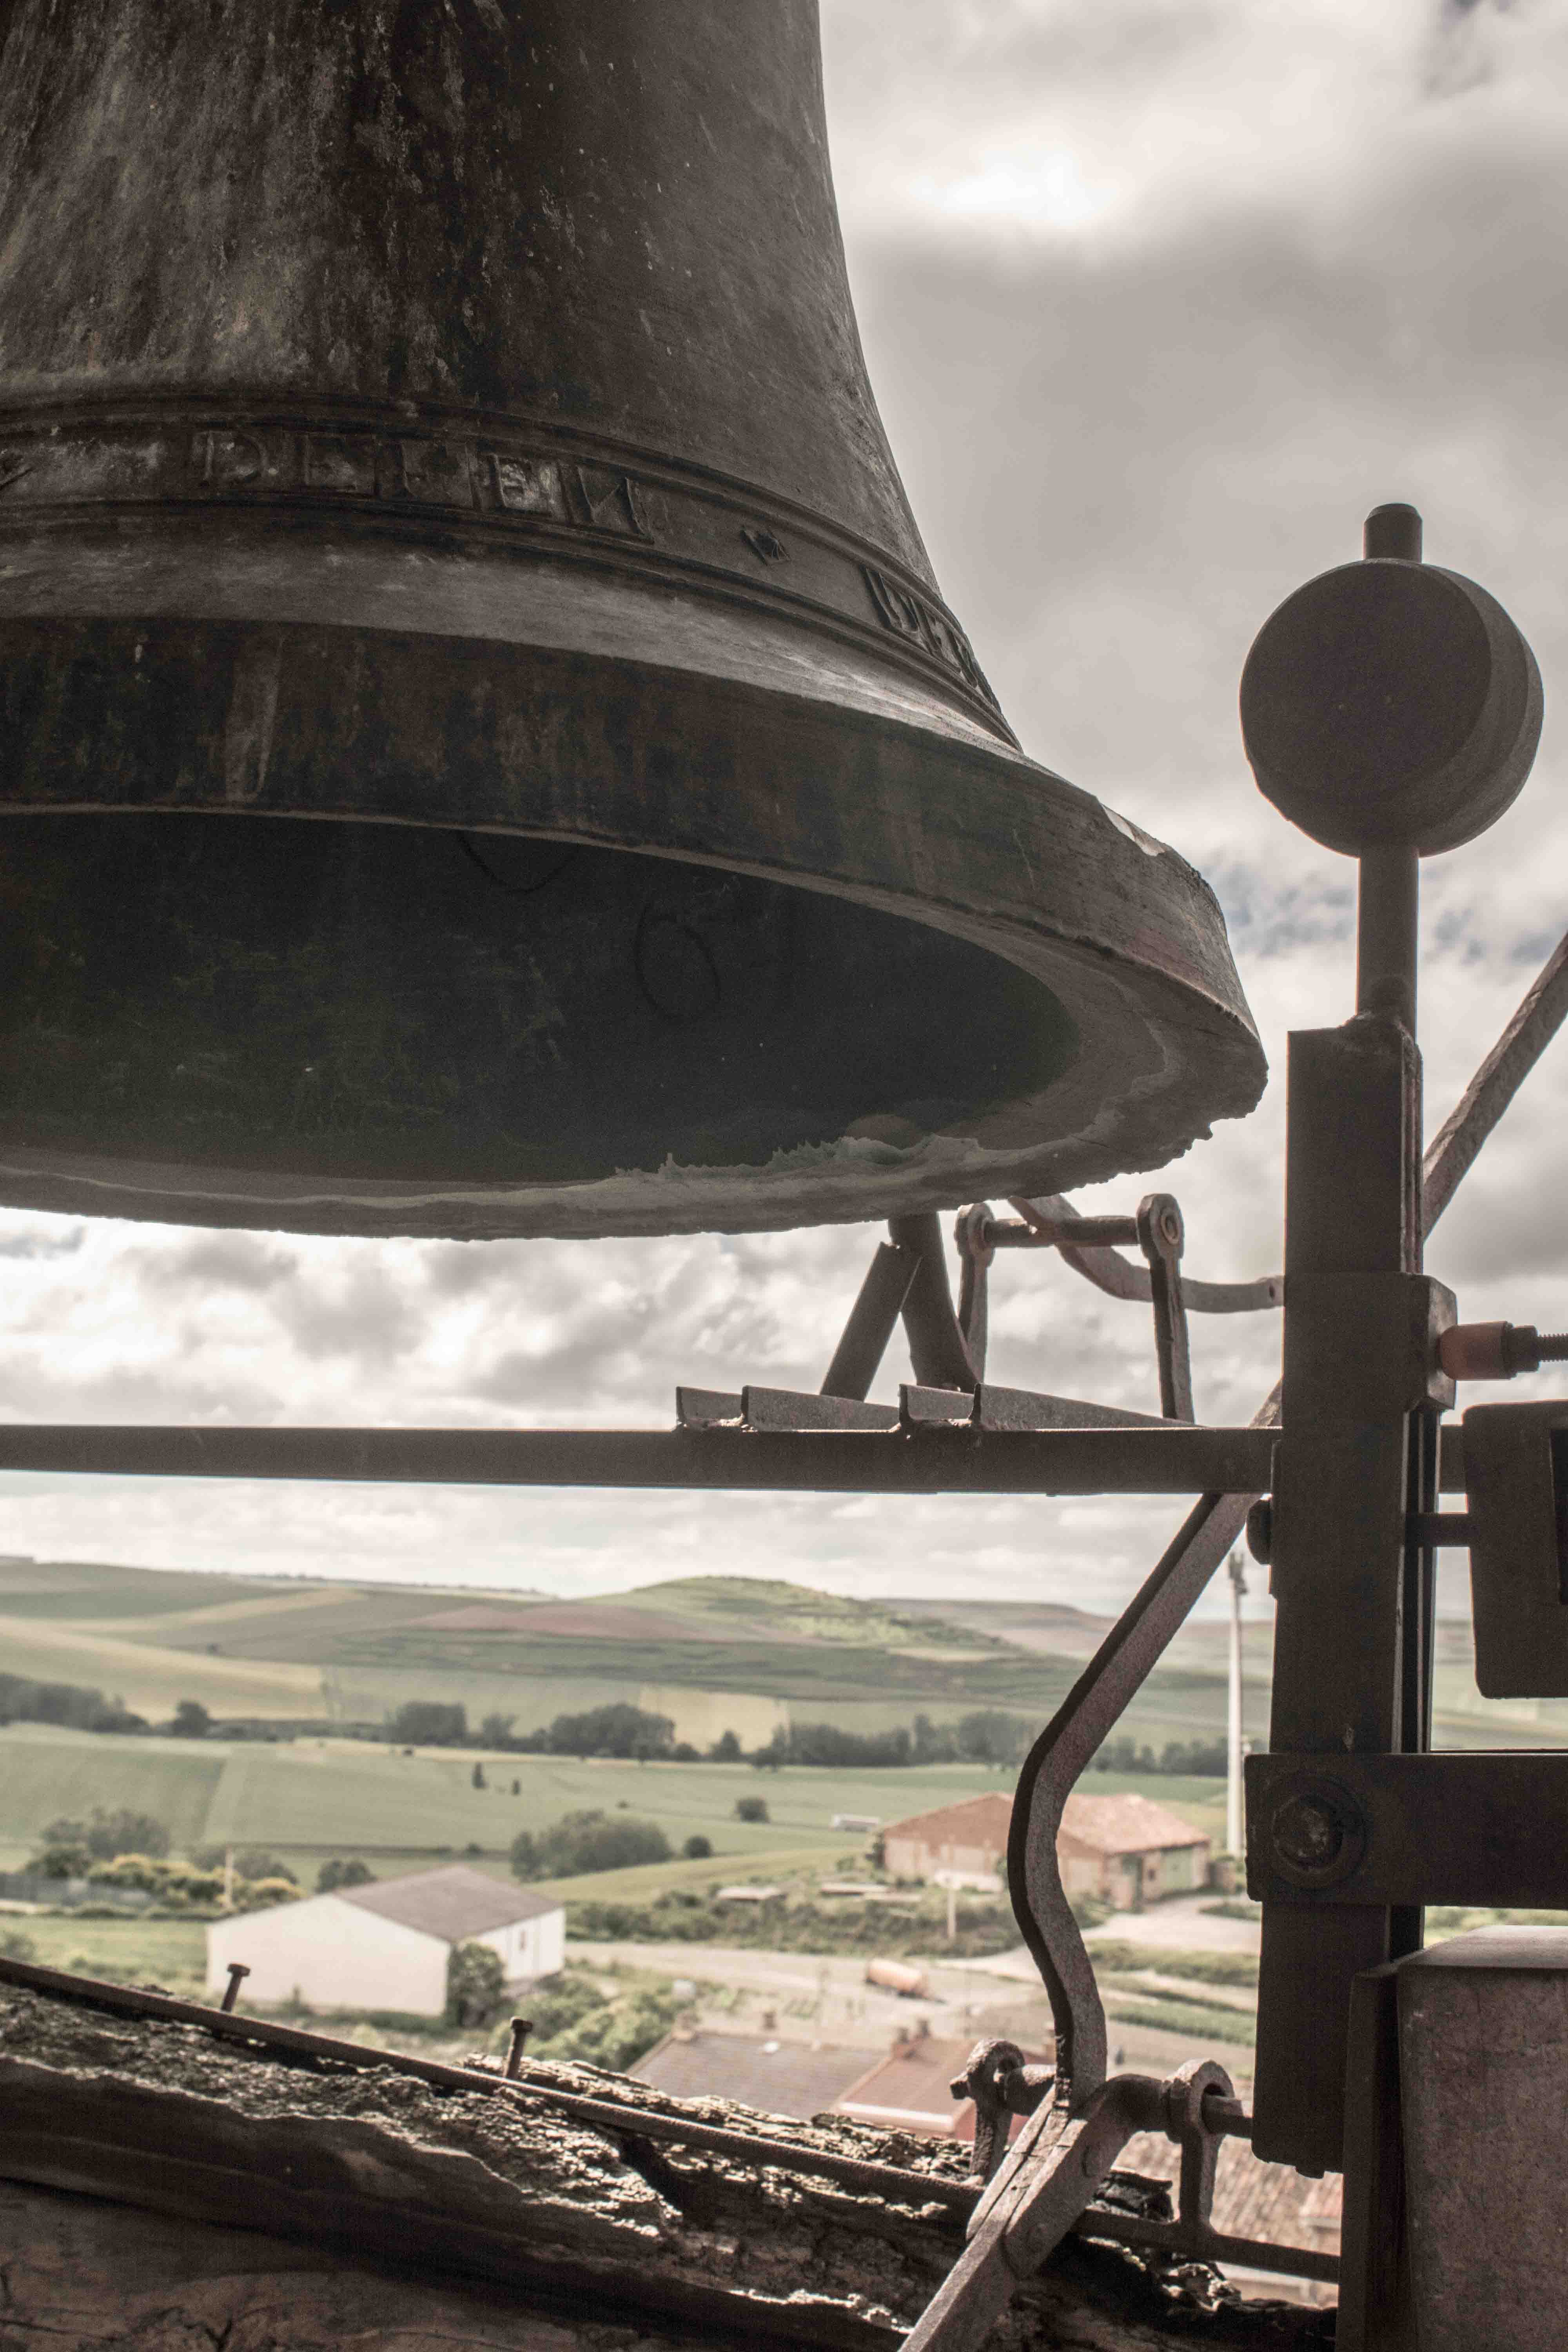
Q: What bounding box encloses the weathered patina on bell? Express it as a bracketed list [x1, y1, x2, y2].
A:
[0, 1, 1264, 1238]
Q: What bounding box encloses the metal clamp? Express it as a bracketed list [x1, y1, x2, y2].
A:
[906, 2062, 1250, 2352]
[950, 2037, 1055, 2184]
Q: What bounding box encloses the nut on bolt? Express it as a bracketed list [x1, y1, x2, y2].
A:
[1267, 1775, 1367, 1887]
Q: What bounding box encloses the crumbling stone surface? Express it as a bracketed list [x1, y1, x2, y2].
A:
[0, 1985, 1333, 2351]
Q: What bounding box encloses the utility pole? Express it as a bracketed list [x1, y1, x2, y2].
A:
[1227, 1549, 1246, 1865]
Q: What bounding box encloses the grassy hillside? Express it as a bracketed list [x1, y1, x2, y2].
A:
[0, 1556, 1250, 1749]
[0, 1722, 1225, 1886]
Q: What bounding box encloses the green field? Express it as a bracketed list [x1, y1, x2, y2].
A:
[0, 1553, 1538, 1769]
[0, 1720, 1225, 1890]
[1, 1911, 208, 1994]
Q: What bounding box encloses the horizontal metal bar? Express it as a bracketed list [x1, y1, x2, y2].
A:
[1248, 1751, 1568, 1907]
[1077, 2206, 1340, 2286]
[0, 1423, 1278, 1494]
[988, 1216, 1140, 1249]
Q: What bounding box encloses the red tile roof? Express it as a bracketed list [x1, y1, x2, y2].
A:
[884, 1789, 1209, 1858]
[835, 2035, 992, 2136]
[835, 2034, 1049, 2139]
[882, 1794, 1013, 1848]
[1059, 1792, 1210, 1855]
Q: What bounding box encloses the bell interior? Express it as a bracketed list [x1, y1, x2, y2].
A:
[0, 813, 1080, 1193]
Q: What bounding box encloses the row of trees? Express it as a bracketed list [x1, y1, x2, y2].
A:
[386, 1699, 1033, 1766]
[1089, 1735, 1228, 1777]
[0, 1672, 214, 1738]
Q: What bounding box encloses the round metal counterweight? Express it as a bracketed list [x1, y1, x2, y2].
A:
[1240, 558, 1541, 856]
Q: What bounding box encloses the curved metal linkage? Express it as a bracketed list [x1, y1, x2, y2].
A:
[1007, 1449, 1273, 2103]
[1006, 1193, 1284, 1314]
[1007, 921, 1568, 2110]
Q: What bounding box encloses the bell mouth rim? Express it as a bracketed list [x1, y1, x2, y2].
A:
[0, 575, 1264, 1240]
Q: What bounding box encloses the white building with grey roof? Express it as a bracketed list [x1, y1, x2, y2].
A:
[205, 1864, 565, 2018]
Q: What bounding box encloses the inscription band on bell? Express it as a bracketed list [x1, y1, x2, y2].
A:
[0, 405, 1005, 726]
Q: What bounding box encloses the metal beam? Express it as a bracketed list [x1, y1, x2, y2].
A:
[1249, 1751, 1568, 1910]
[1253, 1018, 1428, 2174]
[0, 1421, 1277, 1494]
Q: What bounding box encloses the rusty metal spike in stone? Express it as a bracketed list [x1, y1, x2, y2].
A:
[0, 2, 1263, 1240]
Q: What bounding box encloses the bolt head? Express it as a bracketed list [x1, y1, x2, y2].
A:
[1264, 1775, 1367, 1889]
[1272, 1793, 1345, 1873]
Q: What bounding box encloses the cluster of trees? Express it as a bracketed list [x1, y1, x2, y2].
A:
[317, 1856, 375, 1892]
[387, 1700, 687, 1758]
[386, 1698, 1032, 1768]
[0, 1671, 147, 1736]
[27, 1814, 303, 1909]
[522, 1969, 681, 2070]
[446, 1939, 505, 2028]
[0, 1679, 220, 1739]
[1089, 1735, 1228, 1777]
[25, 1812, 334, 1913]
[749, 1711, 1030, 1770]
[509, 1807, 696, 1881]
[31, 1807, 173, 1874]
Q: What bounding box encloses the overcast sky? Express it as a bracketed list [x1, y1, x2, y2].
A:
[2, 0, 1566, 1618]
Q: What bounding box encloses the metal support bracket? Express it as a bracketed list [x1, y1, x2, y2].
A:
[951, 2038, 1056, 2184]
[904, 2062, 1259, 2352]
[1248, 1749, 1568, 1909]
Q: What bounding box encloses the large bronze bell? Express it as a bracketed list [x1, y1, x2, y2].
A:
[0, 2, 1263, 1239]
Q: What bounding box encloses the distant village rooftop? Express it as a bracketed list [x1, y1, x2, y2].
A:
[1058, 1792, 1211, 1856]
[882, 1788, 1213, 1911]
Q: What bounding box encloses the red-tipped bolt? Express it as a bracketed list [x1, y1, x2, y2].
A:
[1439, 1323, 1568, 1381]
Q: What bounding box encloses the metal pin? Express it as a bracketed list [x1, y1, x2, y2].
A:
[221, 1962, 250, 2014]
[503, 2015, 532, 2079]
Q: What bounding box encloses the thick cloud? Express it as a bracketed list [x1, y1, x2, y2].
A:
[0, 0, 1565, 1619]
